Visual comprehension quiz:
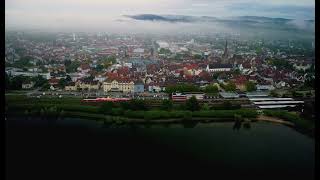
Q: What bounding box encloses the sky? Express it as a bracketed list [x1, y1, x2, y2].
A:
[5, 0, 315, 32]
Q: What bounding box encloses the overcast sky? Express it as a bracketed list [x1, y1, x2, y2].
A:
[5, 0, 315, 31]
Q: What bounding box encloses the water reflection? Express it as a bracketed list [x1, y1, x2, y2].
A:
[233, 120, 242, 131]
[182, 121, 198, 128]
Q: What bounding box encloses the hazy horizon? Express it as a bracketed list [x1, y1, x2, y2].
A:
[5, 0, 315, 33]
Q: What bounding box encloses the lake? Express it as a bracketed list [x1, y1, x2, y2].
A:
[6, 117, 315, 179]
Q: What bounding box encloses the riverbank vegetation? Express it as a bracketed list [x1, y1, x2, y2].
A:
[5, 94, 314, 137]
[263, 110, 314, 135]
[6, 94, 257, 121]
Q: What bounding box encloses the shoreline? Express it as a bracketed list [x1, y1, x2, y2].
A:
[6, 114, 295, 126]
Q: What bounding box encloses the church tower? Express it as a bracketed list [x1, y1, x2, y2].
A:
[222, 40, 228, 64]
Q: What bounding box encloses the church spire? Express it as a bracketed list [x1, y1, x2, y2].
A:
[222, 40, 228, 64]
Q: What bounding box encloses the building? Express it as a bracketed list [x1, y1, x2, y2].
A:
[219, 92, 239, 99]
[134, 80, 144, 93]
[22, 81, 35, 89]
[65, 82, 77, 91]
[48, 78, 59, 86]
[94, 73, 107, 83]
[76, 79, 100, 90]
[249, 97, 304, 109]
[147, 83, 162, 93]
[206, 63, 232, 72]
[103, 79, 134, 93]
[232, 76, 247, 91]
[256, 84, 275, 91]
[222, 40, 229, 64]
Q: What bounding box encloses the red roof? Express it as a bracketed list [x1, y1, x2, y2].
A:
[242, 62, 251, 69]
[106, 77, 133, 83]
[184, 63, 198, 70]
[48, 78, 59, 85]
[80, 64, 90, 70]
[106, 72, 118, 79]
[117, 67, 129, 76]
[233, 76, 247, 85]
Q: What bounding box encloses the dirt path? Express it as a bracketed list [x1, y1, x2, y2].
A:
[257, 115, 295, 126]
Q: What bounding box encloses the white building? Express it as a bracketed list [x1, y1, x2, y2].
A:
[206, 64, 232, 72]
[156, 41, 169, 49]
[256, 85, 275, 91]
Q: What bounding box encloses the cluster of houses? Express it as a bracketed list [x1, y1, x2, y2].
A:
[5, 32, 314, 95]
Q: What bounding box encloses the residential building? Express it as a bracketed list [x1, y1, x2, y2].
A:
[103, 79, 134, 93]
[134, 80, 144, 93]
[65, 82, 77, 91]
[22, 81, 35, 89]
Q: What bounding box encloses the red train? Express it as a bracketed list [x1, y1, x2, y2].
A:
[81, 97, 131, 104]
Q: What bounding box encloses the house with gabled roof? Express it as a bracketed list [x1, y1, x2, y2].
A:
[103, 77, 134, 93]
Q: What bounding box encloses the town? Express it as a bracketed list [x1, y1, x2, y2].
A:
[5, 31, 315, 112]
[5, 0, 315, 178]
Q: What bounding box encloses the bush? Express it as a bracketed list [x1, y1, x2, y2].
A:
[204, 85, 218, 93]
[129, 99, 148, 111]
[182, 111, 192, 121]
[201, 103, 210, 111]
[119, 101, 131, 110]
[177, 104, 187, 110]
[186, 96, 200, 111]
[124, 110, 145, 119]
[211, 102, 241, 110]
[111, 108, 124, 116]
[99, 102, 114, 114]
[161, 99, 173, 111]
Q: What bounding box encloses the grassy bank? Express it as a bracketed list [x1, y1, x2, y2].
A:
[5, 95, 314, 137]
[263, 110, 314, 134]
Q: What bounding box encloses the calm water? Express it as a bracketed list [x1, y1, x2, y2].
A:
[6, 117, 315, 179]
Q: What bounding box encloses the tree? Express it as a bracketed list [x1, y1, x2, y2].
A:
[10, 75, 29, 90]
[58, 78, 67, 89]
[32, 75, 48, 88]
[269, 59, 294, 71]
[201, 103, 210, 111]
[12, 56, 33, 68]
[270, 90, 278, 97]
[100, 56, 116, 69]
[165, 84, 199, 94]
[66, 61, 81, 73]
[66, 75, 72, 82]
[193, 54, 202, 59]
[205, 85, 219, 93]
[41, 82, 50, 90]
[159, 48, 171, 55]
[186, 96, 200, 111]
[245, 81, 257, 92]
[95, 64, 104, 72]
[5, 72, 10, 90]
[224, 82, 236, 92]
[64, 60, 72, 67]
[161, 99, 173, 111]
[233, 69, 241, 75]
[174, 53, 183, 60]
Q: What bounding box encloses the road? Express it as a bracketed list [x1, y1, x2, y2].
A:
[26, 88, 41, 97]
